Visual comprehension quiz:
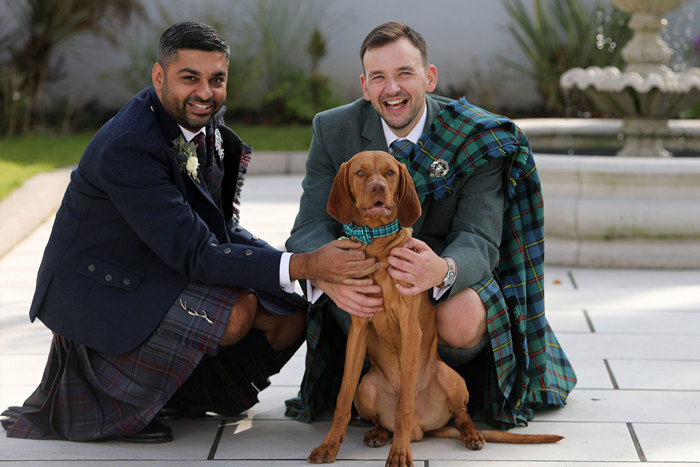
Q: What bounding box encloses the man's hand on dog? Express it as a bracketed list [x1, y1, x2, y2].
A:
[388, 237, 449, 296]
[289, 239, 378, 284]
[313, 280, 384, 318]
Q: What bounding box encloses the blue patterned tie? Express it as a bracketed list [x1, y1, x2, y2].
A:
[390, 138, 413, 161]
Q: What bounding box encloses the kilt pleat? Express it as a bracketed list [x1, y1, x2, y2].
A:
[2, 283, 302, 441]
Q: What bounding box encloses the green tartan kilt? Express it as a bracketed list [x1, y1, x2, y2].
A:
[285, 272, 576, 428]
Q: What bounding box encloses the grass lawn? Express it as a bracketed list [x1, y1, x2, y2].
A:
[0, 133, 92, 201]
[0, 125, 311, 201]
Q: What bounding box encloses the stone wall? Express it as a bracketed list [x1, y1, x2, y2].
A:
[538, 154, 700, 268]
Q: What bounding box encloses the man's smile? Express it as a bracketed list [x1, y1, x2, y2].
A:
[188, 99, 214, 116]
[383, 97, 409, 111]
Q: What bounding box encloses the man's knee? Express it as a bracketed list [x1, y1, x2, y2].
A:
[264, 310, 306, 350]
[219, 291, 258, 347]
[436, 288, 487, 349]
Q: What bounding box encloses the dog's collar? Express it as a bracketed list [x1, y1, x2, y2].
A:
[343, 219, 401, 245]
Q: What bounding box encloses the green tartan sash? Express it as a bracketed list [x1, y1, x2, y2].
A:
[392, 98, 520, 203]
[285, 98, 576, 428]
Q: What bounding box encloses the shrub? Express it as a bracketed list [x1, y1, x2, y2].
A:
[501, 0, 631, 116]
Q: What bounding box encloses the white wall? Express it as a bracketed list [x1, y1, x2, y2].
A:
[5, 0, 700, 114]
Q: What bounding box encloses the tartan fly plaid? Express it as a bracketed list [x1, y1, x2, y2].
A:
[343, 219, 401, 245]
[285, 98, 576, 428]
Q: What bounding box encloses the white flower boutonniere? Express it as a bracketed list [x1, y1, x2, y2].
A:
[172, 135, 200, 183]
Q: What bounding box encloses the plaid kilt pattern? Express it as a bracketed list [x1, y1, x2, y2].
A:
[2, 284, 239, 441]
[285, 98, 576, 428]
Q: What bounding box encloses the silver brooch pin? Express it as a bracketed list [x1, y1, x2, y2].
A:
[179, 299, 213, 324]
[429, 159, 449, 178]
[214, 128, 224, 162]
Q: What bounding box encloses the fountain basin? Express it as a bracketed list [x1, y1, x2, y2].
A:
[536, 153, 700, 269]
[517, 117, 700, 154]
[560, 67, 700, 157]
[560, 66, 700, 118]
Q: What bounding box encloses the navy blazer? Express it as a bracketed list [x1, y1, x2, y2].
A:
[29, 87, 289, 354]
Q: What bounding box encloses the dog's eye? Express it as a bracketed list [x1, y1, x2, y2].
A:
[356, 170, 364, 176]
[386, 169, 395, 176]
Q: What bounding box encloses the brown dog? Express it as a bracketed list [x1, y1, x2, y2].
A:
[307, 151, 562, 466]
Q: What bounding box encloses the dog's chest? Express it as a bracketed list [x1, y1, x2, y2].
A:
[367, 267, 423, 350]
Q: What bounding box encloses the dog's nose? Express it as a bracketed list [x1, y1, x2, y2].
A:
[369, 180, 387, 193]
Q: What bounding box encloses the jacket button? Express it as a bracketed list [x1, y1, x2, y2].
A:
[244, 249, 252, 256]
[105, 274, 113, 282]
[223, 247, 231, 254]
[251, 235, 258, 241]
[88, 264, 96, 272]
[123, 278, 131, 286]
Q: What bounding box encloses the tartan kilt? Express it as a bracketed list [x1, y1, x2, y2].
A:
[285, 275, 575, 429]
[2, 283, 303, 441]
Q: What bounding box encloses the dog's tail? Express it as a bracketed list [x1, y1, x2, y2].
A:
[428, 427, 563, 444]
[480, 429, 563, 444]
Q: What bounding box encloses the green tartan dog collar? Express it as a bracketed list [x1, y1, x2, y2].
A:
[343, 219, 401, 245]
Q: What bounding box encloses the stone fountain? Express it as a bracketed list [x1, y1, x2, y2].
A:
[560, 0, 700, 157]
[524, 0, 700, 269]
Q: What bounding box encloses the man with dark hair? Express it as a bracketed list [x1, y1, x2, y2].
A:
[285, 21, 576, 429]
[1, 21, 374, 443]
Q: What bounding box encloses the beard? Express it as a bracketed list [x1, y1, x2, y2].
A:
[374, 94, 424, 135]
[160, 81, 223, 132]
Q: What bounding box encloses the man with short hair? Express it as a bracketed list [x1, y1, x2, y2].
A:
[285, 21, 576, 429]
[1, 21, 374, 443]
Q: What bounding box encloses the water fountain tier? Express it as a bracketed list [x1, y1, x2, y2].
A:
[560, 0, 700, 157]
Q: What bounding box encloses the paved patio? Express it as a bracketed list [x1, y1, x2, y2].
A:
[1, 174, 700, 466]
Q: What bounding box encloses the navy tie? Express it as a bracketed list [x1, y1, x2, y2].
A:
[192, 131, 214, 188]
[192, 132, 207, 166]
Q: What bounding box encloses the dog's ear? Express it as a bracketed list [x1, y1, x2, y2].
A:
[396, 162, 422, 227]
[327, 160, 354, 225]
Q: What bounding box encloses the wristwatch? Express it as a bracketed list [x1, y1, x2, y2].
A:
[438, 257, 456, 289]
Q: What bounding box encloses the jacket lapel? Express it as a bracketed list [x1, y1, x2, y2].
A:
[360, 104, 389, 152]
[150, 88, 227, 238]
[409, 95, 443, 234]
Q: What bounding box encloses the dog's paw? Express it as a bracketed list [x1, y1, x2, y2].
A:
[385, 446, 413, 467]
[307, 445, 339, 464]
[364, 426, 391, 447]
[461, 429, 485, 451]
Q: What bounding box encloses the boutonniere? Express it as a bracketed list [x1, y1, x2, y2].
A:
[171, 135, 200, 183]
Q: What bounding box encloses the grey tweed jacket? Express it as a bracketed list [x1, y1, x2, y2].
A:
[286, 94, 505, 299]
